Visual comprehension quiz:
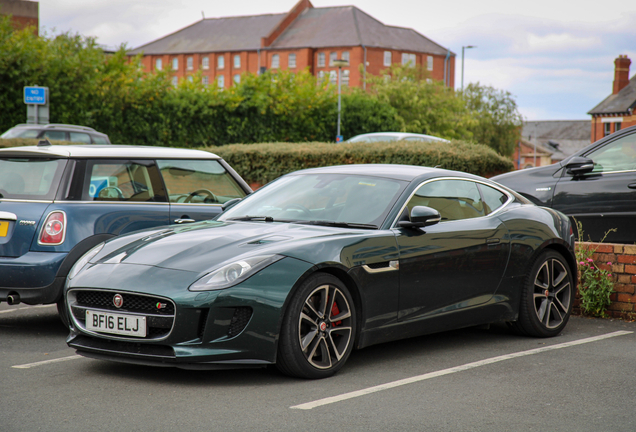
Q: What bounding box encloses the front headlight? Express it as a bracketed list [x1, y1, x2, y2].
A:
[189, 254, 283, 291]
[68, 243, 105, 280]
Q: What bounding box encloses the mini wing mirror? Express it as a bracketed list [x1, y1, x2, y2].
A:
[222, 198, 242, 211]
[398, 206, 441, 229]
[565, 156, 594, 175]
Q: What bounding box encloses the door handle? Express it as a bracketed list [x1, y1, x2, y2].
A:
[628, 183, 636, 189]
[174, 218, 196, 224]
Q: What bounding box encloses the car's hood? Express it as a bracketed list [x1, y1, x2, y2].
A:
[93, 220, 366, 274]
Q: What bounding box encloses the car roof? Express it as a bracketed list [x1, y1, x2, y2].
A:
[0, 144, 221, 159]
[287, 164, 484, 182]
[347, 132, 449, 143]
[7, 123, 104, 134]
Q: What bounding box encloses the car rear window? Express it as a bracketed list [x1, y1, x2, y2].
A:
[0, 158, 67, 200]
[0, 128, 40, 139]
[92, 135, 110, 144]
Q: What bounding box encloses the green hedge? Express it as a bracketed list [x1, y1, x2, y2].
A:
[203, 140, 514, 185]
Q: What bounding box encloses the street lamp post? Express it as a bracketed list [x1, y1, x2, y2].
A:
[461, 45, 476, 92]
[332, 58, 349, 142]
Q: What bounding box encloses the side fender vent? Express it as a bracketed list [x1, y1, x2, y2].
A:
[227, 307, 253, 338]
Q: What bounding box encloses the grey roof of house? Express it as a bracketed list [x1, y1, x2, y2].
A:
[127, 14, 286, 55]
[270, 6, 453, 55]
[128, 6, 452, 56]
[588, 75, 636, 115]
[521, 120, 592, 161]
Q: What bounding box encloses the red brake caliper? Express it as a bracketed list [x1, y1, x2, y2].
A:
[331, 302, 342, 326]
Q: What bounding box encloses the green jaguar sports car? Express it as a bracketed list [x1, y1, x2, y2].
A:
[64, 164, 577, 379]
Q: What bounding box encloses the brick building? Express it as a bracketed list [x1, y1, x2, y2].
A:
[127, 0, 455, 89]
[0, 0, 38, 35]
[588, 55, 636, 142]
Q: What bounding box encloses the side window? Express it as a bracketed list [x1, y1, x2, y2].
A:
[157, 159, 247, 204]
[407, 179, 484, 221]
[85, 161, 164, 202]
[42, 130, 67, 141]
[91, 135, 109, 144]
[70, 132, 91, 143]
[586, 132, 636, 173]
[478, 184, 508, 214]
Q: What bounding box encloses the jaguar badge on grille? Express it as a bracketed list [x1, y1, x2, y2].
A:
[113, 294, 124, 308]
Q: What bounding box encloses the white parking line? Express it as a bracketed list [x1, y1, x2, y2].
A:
[291, 330, 633, 410]
[0, 304, 55, 314]
[12, 355, 83, 369]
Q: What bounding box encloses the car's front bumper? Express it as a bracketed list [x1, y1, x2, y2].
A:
[65, 257, 314, 368]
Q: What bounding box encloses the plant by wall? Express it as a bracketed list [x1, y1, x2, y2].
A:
[576, 220, 616, 317]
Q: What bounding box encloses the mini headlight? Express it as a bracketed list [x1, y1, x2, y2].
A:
[68, 243, 105, 280]
[189, 255, 283, 291]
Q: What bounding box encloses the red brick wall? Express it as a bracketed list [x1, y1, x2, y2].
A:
[591, 115, 636, 142]
[576, 242, 636, 319]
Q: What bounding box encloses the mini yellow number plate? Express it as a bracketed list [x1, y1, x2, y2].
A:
[0, 221, 9, 237]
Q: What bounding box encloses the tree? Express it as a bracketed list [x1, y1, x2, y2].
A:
[462, 83, 523, 157]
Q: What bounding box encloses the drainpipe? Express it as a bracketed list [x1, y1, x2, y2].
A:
[257, 48, 260, 74]
[443, 50, 450, 87]
[362, 45, 367, 90]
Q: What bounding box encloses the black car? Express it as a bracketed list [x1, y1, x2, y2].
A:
[64, 164, 576, 378]
[1, 123, 111, 144]
[493, 125, 636, 243]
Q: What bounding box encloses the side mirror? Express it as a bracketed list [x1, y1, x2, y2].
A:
[565, 156, 594, 175]
[222, 198, 242, 211]
[398, 206, 441, 229]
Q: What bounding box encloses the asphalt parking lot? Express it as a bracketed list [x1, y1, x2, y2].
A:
[2, 302, 636, 432]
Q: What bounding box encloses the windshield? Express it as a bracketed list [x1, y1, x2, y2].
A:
[219, 173, 407, 228]
[0, 158, 67, 200]
[0, 128, 40, 139]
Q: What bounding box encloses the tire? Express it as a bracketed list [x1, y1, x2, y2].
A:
[512, 250, 573, 338]
[276, 273, 356, 379]
[57, 297, 70, 329]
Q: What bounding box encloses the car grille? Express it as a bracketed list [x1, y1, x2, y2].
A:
[68, 289, 176, 341]
[227, 307, 252, 338]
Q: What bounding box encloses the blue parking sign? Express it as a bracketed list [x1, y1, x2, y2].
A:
[24, 87, 46, 105]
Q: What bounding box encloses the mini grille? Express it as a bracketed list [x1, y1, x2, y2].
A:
[76, 291, 175, 315]
[227, 307, 252, 338]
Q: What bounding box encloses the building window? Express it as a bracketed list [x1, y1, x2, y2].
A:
[172, 58, 179, 71]
[217, 75, 225, 89]
[187, 75, 193, 82]
[329, 52, 337, 66]
[427, 55, 433, 71]
[202, 76, 209, 86]
[202, 56, 209, 70]
[616, 122, 622, 132]
[604, 122, 611, 136]
[218, 55, 225, 69]
[187, 57, 193, 70]
[384, 51, 391, 67]
[233, 74, 240, 84]
[155, 58, 162, 71]
[342, 51, 349, 64]
[342, 69, 350, 86]
[317, 70, 325, 82]
[171, 76, 178, 86]
[288, 53, 297, 68]
[329, 70, 337, 84]
[271, 54, 280, 69]
[234, 54, 240, 68]
[317, 52, 325, 68]
[402, 53, 416, 67]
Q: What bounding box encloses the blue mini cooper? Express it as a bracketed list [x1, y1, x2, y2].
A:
[0, 142, 251, 324]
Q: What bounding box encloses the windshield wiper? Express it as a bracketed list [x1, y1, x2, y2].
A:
[227, 216, 275, 222]
[293, 220, 378, 229]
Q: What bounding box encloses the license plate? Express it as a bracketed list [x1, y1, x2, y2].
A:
[0, 221, 8, 237]
[86, 310, 147, 337]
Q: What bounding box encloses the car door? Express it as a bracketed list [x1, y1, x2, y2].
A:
[61, 159, 171, 239]
[157, 159, 248, 224]
[394, 179, 510, 323]
[552, 131, 636, 243]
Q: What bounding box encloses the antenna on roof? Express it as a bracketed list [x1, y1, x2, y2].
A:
[202, 11, 205, 19]
[37, 139, 52, 147]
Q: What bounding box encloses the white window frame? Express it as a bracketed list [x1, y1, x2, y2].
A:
[427, 55, 433, 71]
[155, 58, 162, 71]
[271, 54, 280, 69]
[202, 76, 209, 86]
[217, 75, 225, 89]
[317, 52, 325, 68]
[172, 57, 179, 71]
[171, 76, 178, 86]
[342, 51, 350, 64]
[233, 74, 241, 84]
[342, 69, 350, 86]
[202, 56, 209, 70]
[217, 55, 225, 69]
[329, 52, 337, 67]
[288, 53, 297, 68]
[401, 53, 416, 67]
[383, 51, 391, 67]
[234, 54, 241, 68]
[187, 56, 193, 70]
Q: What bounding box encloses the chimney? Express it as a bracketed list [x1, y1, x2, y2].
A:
[613, 55, 631, 94]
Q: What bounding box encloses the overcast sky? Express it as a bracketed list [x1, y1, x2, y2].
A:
[39, 0, 636, 121]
